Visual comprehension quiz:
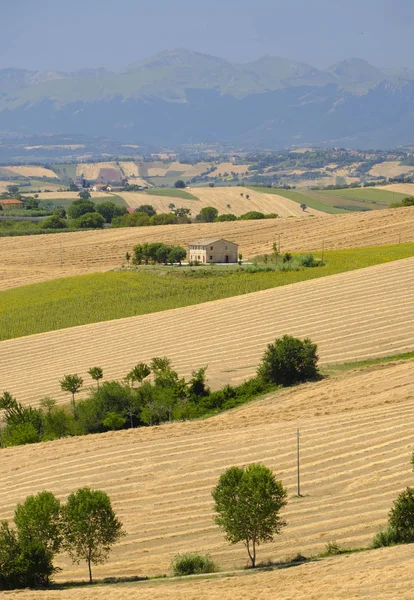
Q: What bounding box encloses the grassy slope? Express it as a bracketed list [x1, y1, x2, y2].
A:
[247, 186, 345, 214]
[1, 243, 413, 340]
[318, 187, 407, 205]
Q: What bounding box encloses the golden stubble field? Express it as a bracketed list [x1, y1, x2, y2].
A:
[1, 257, 414, 406]
[1, 358, 414, 587]
[1, 206, 413, 290]
[0, 165, 58, 178]
[119, 186, 324, 218]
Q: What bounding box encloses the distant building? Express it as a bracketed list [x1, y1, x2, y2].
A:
[188, 238, 238, 264]
[0, 199, 24, 209]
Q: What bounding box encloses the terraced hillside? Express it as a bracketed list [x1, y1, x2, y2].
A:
[1, 206, 413, 290]
[1, 257, 413, 406]
[119, 186, 324, 218]
[1, 358, 413, 584]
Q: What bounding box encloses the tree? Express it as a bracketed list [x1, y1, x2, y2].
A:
[78, 189, 91, 200]
[402, 197, 414, 206]
[150, 213, 178, 225]
[215, 214, 237, 222]
[60, 374, 83, 426]
[102, 412, 126, 431]
[174, 180, 186, 188]
[95, 202, 127, 223]
[196, 206, 219, 223]
[74, 212, 105, 229]
[41, 215, 68, 230]
[212, 464, 287, 567]
[7, 185, 19, 194]
[14, 492, 62, 557]
[388, 487, 414, 543]
[62, 488, 125, 583]
[68, 200, 96, 219]
[300, 203, 307, 211]
[88, 367, 103, 388]
[126, 363, 151, 388]
[168, 246, 186, 265]
[239, 211, 265, 220]
[136, 204, 156, 217]
[257, 335, 319, 387]
[69, 182, 78, 192]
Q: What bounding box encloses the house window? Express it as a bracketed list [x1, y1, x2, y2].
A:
[210, 246, 213, 250]
[210, 255, 213, 260]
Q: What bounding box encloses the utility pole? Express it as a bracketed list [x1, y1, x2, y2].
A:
[321, 240, 325, 263]
[60, 241, 63, 268]
[296, 428, 301, 497]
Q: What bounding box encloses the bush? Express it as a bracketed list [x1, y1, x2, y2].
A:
[74, 212, 105, 229]
[239, 211, 266, 220]
[257, 335, 319, 386]
[371, 526, 402, 548]
[388, 487, 414, 543]
[215, 213, 237, 222]
[41, 215, 68, 229]
[171, 553, 218, 576]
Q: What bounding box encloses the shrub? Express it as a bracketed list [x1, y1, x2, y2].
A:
[257, 335, 319, 386]
[297, 253, 318, 267]
[41, 215, 68, 229]
[388, 487, 414, 543]
[239, 211, 266, 220]
[371, 526, 402, 548]
[171, 553, 218, 576]
[74, 212, 105, 229]
[215, 213, 237, 222]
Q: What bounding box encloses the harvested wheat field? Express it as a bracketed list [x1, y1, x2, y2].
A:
[0, 165, 58, 178]
[20, 191, 114, 201]
[1, 206, 414, 290]
[1, 257, 413, 406]
[208, 162, 250, 177]
[3, 546, 414, 600]
[120, 186, 324, 217]
[76, 162, 122, 181]
[1, 358, 414, 584]
[378, 183, 414, 195]
[369, 161, 414, 178]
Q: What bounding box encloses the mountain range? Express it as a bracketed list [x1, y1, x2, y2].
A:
[1, 49, 414, 149]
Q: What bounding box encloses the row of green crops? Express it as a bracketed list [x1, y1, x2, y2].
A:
[1, 243, 413, 340]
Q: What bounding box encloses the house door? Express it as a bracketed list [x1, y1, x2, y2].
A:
[225, 255, 229, 263]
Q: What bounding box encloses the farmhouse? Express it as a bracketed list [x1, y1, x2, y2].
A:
[0, 199, 24, 209]
[188, 238, 238, 264]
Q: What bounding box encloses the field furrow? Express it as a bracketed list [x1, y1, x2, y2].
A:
[1, 207, 413, 290]
[1, 257, 413, 406]
[0, 359, 413, 584]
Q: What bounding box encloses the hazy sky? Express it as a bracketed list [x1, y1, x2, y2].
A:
[1, 0, 414, 71]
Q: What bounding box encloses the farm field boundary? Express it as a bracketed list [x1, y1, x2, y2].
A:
[1, 243, 413, 340]
[1, 256, 413, 406]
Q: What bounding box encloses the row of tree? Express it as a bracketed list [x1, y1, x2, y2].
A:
[0, 488, 124, 589]
[0, 336, 319, 448]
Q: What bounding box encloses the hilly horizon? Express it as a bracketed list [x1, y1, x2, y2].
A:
[2, 48, 414, 149]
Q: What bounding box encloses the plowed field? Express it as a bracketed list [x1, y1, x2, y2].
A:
[1, 207, 413, 290]
[1, 257, 413, 406]
[120, 186, 324, 217]
[1, 358, 413, 584]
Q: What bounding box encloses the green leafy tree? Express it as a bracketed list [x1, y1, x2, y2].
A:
[126, 363, 151, 388]
[196, 206, 219, 223]
[215, 214, 237, 222]
[69, 182, 78, 192]
[68, 200, 96, 219]
[62, 487, 125, 583]
[388, 487, 414, 543]
[88, 367, 103, 388]
[136, 204, 156, 217]
[14, 492, 62, 556]
[257, 335, 319, 387]
[174, 180, 186, 188]
[41, 215, 68, 230]
[95, 202, 127, 223]
[150, 213, 178, 225]
[102, 412, 127, 430]
[168, 246, 186, 265]
[212, 464, 287, 567]
[7, 185, 19, 194]
[78, 189, 91, 200]
[1, 423, 39, 447]
[60, 374, 83, 426]
[239, 211, 265, 220]
[74, 212, 105, 229]
[300, 203, 307, 211]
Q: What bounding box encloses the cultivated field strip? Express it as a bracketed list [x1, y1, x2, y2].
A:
[0, 360, 413, 584]
[119, 186, 324, 218]
[1, 257, 414, 406]
[1, 207, 413, 290]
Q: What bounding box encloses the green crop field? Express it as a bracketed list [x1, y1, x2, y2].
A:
[1, 243, 413, 341]
[51, 163, 77, 179]
[318, 187, 407, 205]
[247, 186, 345, 214]
[145, 188, 199, 200]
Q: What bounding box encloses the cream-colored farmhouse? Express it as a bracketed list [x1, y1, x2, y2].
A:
[188, 238, 239, 264]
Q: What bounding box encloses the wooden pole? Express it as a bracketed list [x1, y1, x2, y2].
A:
[297, 428, 301, 497]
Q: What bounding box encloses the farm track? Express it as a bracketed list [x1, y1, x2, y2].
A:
[1, 257, 414, 406]
[1, 358, 413, 586]
[1, 206, 413, 290]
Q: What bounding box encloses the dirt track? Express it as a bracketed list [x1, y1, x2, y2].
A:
[1, 358, 413, 584]
[1, 257, 413, 406]
[1, 207, 413, 290]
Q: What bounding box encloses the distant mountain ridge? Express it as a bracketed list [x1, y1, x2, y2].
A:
[1, 49, 414, 148]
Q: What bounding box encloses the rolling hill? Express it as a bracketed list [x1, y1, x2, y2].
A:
[1, 356, 413, 584]
[1, 256, 413, 406]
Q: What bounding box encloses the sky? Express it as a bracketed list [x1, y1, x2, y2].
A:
[1, 0, 414, 72]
